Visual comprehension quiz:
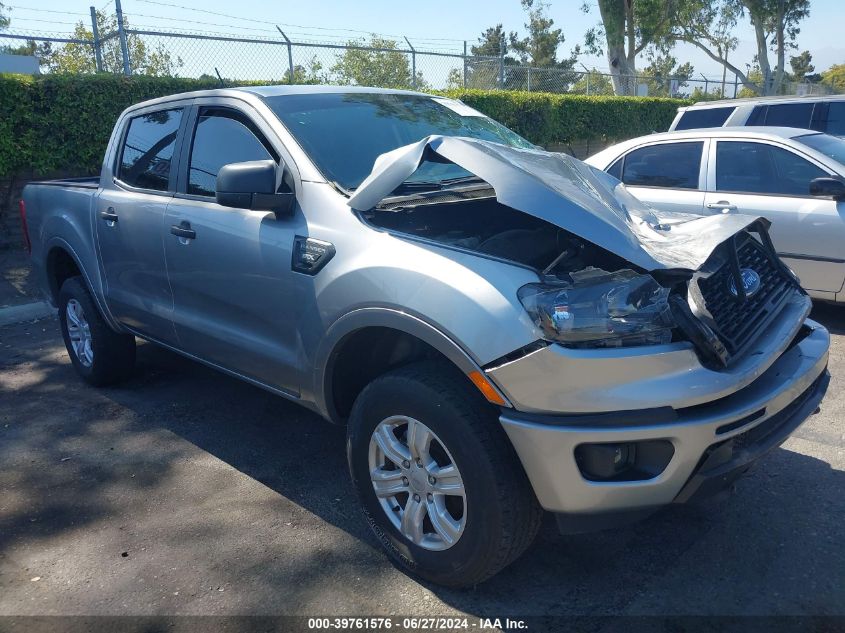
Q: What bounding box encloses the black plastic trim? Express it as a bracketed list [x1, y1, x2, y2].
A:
[778, 252, 845, 264]
[500, 406, 678, 429]
[674, 369, 829, 504]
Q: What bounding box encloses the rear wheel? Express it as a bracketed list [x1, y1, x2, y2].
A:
[58, 277, 135, 386]
[347, 360, 542, 587]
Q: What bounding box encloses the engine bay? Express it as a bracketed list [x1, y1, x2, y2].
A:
[363, 194, 631, 275]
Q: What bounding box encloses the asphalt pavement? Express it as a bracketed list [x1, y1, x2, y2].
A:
[0, 305, 843, 619]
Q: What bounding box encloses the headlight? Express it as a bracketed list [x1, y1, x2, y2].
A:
[518, 268, 675, 348]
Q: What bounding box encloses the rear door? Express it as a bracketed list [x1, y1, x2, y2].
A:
[611, 140, 707, 213]
[163, 99, 307, 395]
[96, 105, 186, 343]
[703, 138, 845, 295]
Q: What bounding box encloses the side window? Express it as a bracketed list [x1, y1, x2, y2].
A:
[715, 142, 774, 193]
[716, 141, 826, 196]
[118, 108, 182, 191]
[825, 102, 845, 137]
[674, 107, 733, 130]
[188, 109, 275, 197]
[606, 157, 623, 180]
[768, 145, 827, 196]
[764, 103, 814, 128]
[620, 142, 703, 189]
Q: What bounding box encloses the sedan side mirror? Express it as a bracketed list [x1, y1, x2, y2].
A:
[809, 176, 845, 201]
[216, 159, 295, 217]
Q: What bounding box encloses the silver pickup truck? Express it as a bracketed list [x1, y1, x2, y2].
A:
[21, 86, 830, 587]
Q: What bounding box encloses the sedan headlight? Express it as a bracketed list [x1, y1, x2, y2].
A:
[518, 268, 675, 348]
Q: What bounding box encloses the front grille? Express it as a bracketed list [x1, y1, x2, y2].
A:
[692, 233, 795, 357]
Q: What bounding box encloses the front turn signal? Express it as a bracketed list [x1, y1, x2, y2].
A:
[468, 371, 508, 407]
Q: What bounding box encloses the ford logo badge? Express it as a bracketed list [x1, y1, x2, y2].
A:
[728, 268, 761, 298]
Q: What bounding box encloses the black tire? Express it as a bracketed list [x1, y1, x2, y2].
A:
[347, 360, 542, 587]
[58, 276, 136, 386]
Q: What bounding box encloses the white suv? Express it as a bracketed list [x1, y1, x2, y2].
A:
[669, 95, 845, 137]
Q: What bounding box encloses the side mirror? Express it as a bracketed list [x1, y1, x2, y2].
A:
[809, 176, 845, 201]
[216, 159, 295, 217]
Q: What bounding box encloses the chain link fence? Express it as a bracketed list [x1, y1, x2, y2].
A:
[0, 21, 837, 99]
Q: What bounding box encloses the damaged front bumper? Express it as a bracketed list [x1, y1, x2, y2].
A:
[495, 297, 829, 530]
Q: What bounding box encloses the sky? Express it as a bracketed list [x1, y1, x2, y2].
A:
[3, 0, 844, 82]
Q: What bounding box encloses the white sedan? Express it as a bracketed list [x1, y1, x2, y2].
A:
[586, 127, 845, 304]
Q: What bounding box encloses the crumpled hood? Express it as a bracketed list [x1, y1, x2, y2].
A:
[347, 135, 765, 271]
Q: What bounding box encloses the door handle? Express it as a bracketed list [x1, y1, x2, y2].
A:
[100, 208, 119, 223]
[706, 201, 737, 212]
[170, 223, 196, 240]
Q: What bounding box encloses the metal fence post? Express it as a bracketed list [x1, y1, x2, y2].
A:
[498, 34, 505, 89]
[462, 41, 467, 88]
[89, 6, 103, 72]
[276, 27, 294, 84]
[404, 37, 416, 89]
[527, 67, 531, 92]
[114, 0, 131, 75]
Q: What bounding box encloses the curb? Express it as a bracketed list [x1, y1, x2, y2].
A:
[0, 301, 54, 327]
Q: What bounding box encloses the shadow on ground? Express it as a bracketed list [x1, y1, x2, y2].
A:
[0, 315, 842, 616]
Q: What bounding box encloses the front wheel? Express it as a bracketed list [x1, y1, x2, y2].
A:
[58, 277, 136, 386]
[347, 361, 542, 587]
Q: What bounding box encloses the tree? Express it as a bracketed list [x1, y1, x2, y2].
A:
[283, 55, 324, 84]
[446, 67, 464, 89]
[666, 0, 810, 96]
[466, 25, 518, 89]
[571, 67, 615, 95]
[471, 25, 513, 58]
[508, 0, 579, 92]
[641, 53, 694, 96]
[0, 3, 54, 63]
[331, 36, 428, 89]
[44, 11, 181, 75]
[582, 0, 676, 95]
[821, 64, 845, 93]
[789, 49, 814, 80]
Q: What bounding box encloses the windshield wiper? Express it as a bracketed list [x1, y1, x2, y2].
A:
[439, 175, 486, 186]
[389, 176, 486, 196]
[390, 181, 445, 194]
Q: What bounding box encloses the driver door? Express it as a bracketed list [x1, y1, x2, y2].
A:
[163, 102, 307, 395]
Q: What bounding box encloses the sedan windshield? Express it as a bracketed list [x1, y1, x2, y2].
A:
[796, 133, 845, 168]
[262, 92, 534, 191]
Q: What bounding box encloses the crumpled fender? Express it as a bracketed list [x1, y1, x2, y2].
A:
[347, 135, 766, 271]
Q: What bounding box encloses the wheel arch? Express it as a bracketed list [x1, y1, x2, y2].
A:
[44, 239, 118, 330]
[315, 308, 511, 424]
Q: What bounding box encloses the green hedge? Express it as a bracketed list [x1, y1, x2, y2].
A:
[0, 74, 689, 181]
[0, 74, 232, 180]
[443, 89, 689, 146]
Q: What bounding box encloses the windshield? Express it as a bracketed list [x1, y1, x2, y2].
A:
[262, 92, 534, 191]
[796, 133, 845, 168]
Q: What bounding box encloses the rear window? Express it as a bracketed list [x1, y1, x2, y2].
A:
[118, 108, 182, 191]
[674, 107, 733, 130]
[620, 142, 703, 189]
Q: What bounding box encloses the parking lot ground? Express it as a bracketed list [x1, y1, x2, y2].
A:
[0, 305, 843, 619]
